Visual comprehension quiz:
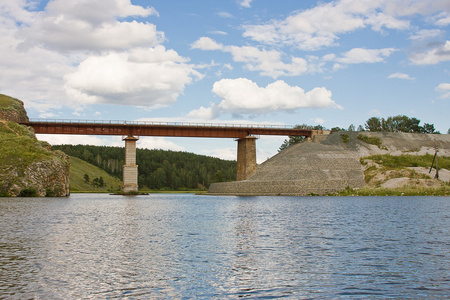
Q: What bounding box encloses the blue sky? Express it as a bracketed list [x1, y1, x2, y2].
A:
[1, 0, 449, 162]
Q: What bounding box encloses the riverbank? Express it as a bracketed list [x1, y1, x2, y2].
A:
[209, 131, 450, 196]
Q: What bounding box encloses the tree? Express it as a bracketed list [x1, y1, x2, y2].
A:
[84, 174, 90, 183]
[348, 124, 355, 131]
[422, 123, 435, 134]
[357, 125, 365, 131]
[278, 124, 325, 152]
[448, 128, 450, 134]
[365, 117, 382, 131]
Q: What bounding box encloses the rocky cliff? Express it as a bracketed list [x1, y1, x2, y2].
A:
[0, 94, 70, 197]
[208, 131, 450, 196]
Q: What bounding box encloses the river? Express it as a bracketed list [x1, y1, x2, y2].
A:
[0, 194, 449, 299]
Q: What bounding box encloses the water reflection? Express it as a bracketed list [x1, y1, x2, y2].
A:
[0, 194, 449, 298]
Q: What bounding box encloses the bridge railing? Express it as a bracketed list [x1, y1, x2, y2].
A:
[27, 118, 299, 130]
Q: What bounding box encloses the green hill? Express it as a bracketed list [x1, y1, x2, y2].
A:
[69, 156, 122, 192]
[53, 144, 237, 190]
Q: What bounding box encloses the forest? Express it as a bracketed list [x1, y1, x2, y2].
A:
[52, 145, 237, 190]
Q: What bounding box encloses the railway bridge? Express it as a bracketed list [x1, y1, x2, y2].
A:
[20, 119, 329, 192]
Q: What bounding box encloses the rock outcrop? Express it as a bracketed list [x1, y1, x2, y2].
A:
[0, 94, 29, 123]
[0, 95, 70, 197]
[208, 131, 450, 196]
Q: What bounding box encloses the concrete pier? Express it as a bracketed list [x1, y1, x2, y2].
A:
[236, 136, 257, 181]
[123, 135, 139, 192]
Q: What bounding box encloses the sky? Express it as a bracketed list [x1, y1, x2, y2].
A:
[1, 0, 450, 163]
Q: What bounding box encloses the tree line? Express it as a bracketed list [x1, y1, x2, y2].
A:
[279, 115, 445, 151]
[363, 115, 440, 133]
[53, 145, 237, 190]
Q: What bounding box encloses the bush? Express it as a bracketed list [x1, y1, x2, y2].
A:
[18, 188, 39, 197]
[340, 134, 350, 143]
[0, 191, 10, 197]
[357, 134, 383, 148]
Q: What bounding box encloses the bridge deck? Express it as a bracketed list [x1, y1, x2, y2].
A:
[20, 119, 323, 138]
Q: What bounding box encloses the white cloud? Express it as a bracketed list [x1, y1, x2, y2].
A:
[36, 134, 184, 151]
[387, 73, 415, 80]
[336, 48, 396, 64]
[241, 0, 450, 51]
[242, 1, 368, 50]
[36, 134, 120, 147]
[191, 37, 224, 50]
[64, 45, 202, 107]
[365, 12, 410, 32]
[0, 22, 75, 112]
[189, 78, 341, 119]
[217, 11, 233, 18]
[436, 83, 450, 99]
[18, 0, 162, 52]
[409, 41, 450, 65]
[241, 0, 412, 51]
[239, 0, 253, 8]
[312, 118, 325, 125]
[187, 106, 219, 120]
[137, 137, 185, 151]
[226, 45, 309, 78]
[201, 147, 236, 161]
[409, 29, 444, 40]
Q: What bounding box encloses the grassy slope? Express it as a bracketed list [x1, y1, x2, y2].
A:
[334, 154, 450, 196]
[0, 121, 56, 171]
[69, 156, 122, 192]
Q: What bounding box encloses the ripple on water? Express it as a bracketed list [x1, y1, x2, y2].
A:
[0, 194, 449, 298]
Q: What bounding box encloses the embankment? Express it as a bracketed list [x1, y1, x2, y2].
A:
[208, 131, 450, 196]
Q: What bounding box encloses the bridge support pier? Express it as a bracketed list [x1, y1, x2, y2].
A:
[123, 135, 139, 193]
[236, 136, 257, 181]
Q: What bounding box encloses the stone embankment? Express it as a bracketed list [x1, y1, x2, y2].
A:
[208, 131, 450, 196]
[0, 94, 70, 197]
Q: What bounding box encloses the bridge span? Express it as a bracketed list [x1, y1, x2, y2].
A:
[20, 119, 329, 192]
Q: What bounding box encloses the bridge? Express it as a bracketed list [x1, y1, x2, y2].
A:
[20, 119, 329, 192]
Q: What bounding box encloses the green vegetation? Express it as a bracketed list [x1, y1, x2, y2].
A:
[332, 185, 450, 196]
[357, 134, 383, 148]
[0, 121, 55, 175]
[365, 154, 450, 170]
[0, 120, 70, 197]
[18, 188, 39, 197]
[0, 94, 23, 111]
[340, 133, 350, 143]
[54, 145, 237, 190]
[364, 115, 439, 133]
[353, 154, 450, 195]
[68, 156, 122, 192]
[278, 124, 325, 151]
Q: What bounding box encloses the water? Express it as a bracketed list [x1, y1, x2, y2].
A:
[0, 194, 449, 299]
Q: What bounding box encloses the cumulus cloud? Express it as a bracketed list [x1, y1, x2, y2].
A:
[241, 0, 411, 50]
[409, 29, 444, 40]
[409, 40, 450, 65]
[190, 37, 224, 50]
[239, 0, 253, 8]
[188, 78, 341, 119]
[227, 46, 308, 78]
[436, 83, 450, 99]
[336, 48, 396, 64]
[240, 0, 450, 51]
[18, 0, 162, 52]
[191, 37, 311, 78]
[387, 73, 415, 80]
[64, 45, 202, 107]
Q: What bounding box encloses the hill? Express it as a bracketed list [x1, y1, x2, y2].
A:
[209, 131, 450, 196]
[53, 144, 237, 190]
[0, 94, 69, 197]
[68, 156, 123, 192]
